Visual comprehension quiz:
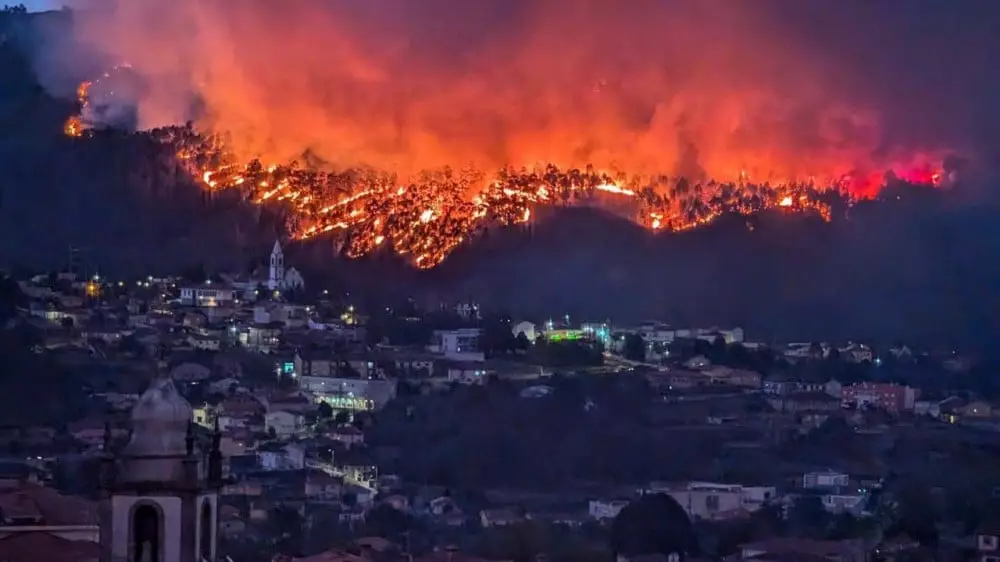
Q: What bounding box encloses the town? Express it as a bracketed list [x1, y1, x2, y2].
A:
[0, 240, 998, 562]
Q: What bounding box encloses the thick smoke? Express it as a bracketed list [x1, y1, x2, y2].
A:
[46, 0, 977, 183]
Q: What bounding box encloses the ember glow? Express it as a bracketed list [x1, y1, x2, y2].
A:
[58, 0, 951, 268]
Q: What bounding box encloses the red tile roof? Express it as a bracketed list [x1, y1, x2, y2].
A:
[0, 483, 97, 526]
[0, 532, 100, 562]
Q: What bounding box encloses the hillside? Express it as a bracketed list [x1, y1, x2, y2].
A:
[2, 10, 1000, 345]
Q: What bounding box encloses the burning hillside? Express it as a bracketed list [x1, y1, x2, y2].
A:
[56, 0, 956, 268]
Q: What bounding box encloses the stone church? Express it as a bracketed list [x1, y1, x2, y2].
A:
[98, 353, 225, 562]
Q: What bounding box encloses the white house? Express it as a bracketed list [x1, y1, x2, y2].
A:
[588, 499, 629, 520]
[179, 282, 236, 307]
[257, 442, 306, 471]
[429, 328, 484, 361]
[511, 321, 537, 342]
[820, 491, 867, 515]
[803, 470, 850, 490]
[264, 410, 304, 439]
[647, 482, 776, 520]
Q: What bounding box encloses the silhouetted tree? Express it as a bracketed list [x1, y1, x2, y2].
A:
[611, 493, 697, 560]
[515, 331, 531, 352]
[362, 504, 415, 542]
[788, 495, 829, 535]
[623, 333, 646, 362]
[317, 401, 333, 419]
[0, 274, 25, 323]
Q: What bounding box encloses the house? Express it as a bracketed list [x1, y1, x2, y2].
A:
[975, 523, 1000, 562]
[820, 491, 867, 515]
[218, 394, 266, 419]
[655, 370, 705, 390]
[179, 281, 236, 307]
[652, 482, 774, 521]
[841, 382, 918, 413]
[188, 332, 221, 351]
[768, 392, 841, 413]
[701, 366, 762, 388]
[391, 353, 436, 377]
[0, 482, 99, 543]
[294, 350, 357, 380]
[257, 443, 306, 471]
[429, 328, 484, 361]
[428, 496, 462, 518]
[511, 321, 537, 342]
[445, 361, 490, 385]
[304, 377, 397, 411]
[0, 533, 101, 562]
[837, 343, 874, 363]
[264, 410, 305, 439]
[265, 392, 316, 415]
[803, 470, 850, 490]
[304, 470, 342, 500]
[326, 425, 365, 447]
[762, 375, 798, 396]
[588, 499, 629, 520]
[480, 508, 523, 527]
[240, 323, 282, 353]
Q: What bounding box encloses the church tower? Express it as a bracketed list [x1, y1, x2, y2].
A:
[268, 239, 284, 290]
[99, 348, 224, 562]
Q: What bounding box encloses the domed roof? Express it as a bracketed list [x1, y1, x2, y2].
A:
[611, 493, 697, 559]
[132, 375, 192, 423]
[123, 375, 192, 458]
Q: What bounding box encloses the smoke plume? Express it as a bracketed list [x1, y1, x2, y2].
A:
[45, 0, 988, 184]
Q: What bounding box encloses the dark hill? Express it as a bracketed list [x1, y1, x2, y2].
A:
[3, 10, 1000, 345]
[422, 192, 1000, 345]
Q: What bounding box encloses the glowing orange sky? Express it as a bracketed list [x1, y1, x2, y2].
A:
[66, 0, 947, 186]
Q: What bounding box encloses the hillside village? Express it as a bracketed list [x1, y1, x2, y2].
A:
[0, 243, 998, 562]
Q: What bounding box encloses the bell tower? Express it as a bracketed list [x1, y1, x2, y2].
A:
[268, 239, 284, 290]
[99, 346, 225, 562]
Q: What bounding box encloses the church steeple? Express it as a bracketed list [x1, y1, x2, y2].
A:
[268, 239, 285, 290]
[99, 345, 223, 562]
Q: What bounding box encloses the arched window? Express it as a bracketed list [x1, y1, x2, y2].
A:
[200, 499, 213, 561]
[132, 504, 160, 562]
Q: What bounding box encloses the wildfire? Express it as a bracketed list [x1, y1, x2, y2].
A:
[54, 1, 957, 269]
[109, 123, 939, 270]
[63, 70, 945, 270]
[64, 115, 84, 137]
[62, 66, 130, 138]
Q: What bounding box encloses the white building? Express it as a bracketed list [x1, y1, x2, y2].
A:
[588, 499, 629, 520]
[179, 281, 236, 307]
[297, 376, 398, 411]
[429, 328, 484, 361]
[803, 469, 850, 490]
[647, 482, 775, 520]
[512, 321, 537, 342]
[264, 410, 304, 439]
[267, 240, 305, 292]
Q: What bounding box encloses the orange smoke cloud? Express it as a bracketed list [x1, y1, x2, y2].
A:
[67, 0, 944, 185]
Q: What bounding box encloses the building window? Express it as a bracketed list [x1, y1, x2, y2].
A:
[132, 504, 160, 562]
[200, 499, 213, 561]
